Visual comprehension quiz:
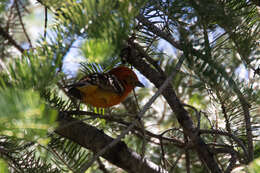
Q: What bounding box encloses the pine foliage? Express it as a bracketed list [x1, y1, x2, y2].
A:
[0, 0, 259, 172]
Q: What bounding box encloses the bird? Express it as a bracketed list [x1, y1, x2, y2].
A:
[68, 66, 144, 108]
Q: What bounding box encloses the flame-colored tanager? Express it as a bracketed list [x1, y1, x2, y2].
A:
[68, 66, 144, 108]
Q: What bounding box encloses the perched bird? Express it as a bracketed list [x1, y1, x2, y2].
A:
[68, 66, 144, 108]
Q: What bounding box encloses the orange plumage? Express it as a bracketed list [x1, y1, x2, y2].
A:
[68, 66, 144, 108]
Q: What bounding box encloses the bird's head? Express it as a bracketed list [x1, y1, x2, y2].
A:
[109, 66, 144, 90]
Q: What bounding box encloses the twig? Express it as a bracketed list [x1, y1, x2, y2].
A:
[50, 147, 75, 172]
[159, 136, 167, 169]
[79, 53, 185, 173]
[132, 77, 141, 112]
[224, 153, 237, 173]
[216, 90, 234, 146]
[130, 67, 147, 169]
[169, 151, 184, 173]
[97, 158, 110, 173]
[160, 128, 181, 137]
[210, 147, 238, 173]
[182, 103, 201, 129]
[44, 6, 48, 39]
[137, 14, 181, 50]
[63, 110, 185, 147]
[0, 26, 24, 53]
[199, 129, 248, 159]
[15, 0, 32, 48]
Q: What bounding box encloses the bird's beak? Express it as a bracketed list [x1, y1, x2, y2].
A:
[135, 81, 145, 87]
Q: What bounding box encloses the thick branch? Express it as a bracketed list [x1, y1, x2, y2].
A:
[78, 55, 185, 172]
[137, 13, 253, 162]
[123, 41, 221, 173]
[188, 1, 254, 161]
[55, 114, 167, 173]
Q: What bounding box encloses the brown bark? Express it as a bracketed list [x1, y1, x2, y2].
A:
[55, 115, 167, 173]
[122, 41, 222, 173]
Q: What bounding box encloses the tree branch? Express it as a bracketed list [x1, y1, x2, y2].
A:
[15, 0, 32, 48]
[136, 14, 182, 50]
[55, 114, 167, 173]
[122, 40, 222, 173]
[0, 26, 24, 53]
[78, 55, 184, 172]
[137, 12, 253, 163]
[199, 129, 247, 161]
[62, 110, 185, 147]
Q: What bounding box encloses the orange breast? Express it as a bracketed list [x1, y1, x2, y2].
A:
[77, 85, 130, 108]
